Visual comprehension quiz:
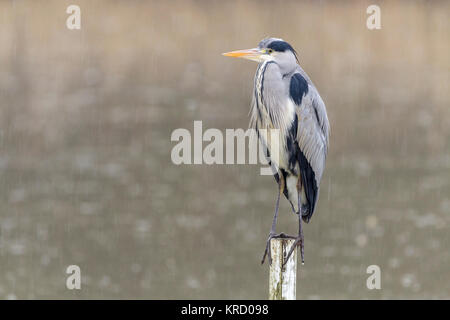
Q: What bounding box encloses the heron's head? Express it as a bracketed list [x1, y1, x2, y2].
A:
[223, 37, 299, 72]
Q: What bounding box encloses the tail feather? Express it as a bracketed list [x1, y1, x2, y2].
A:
[301, 204, 311, 223]
[298, 150, 318, 223]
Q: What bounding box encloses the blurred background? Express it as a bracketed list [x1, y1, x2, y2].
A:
[0, 0, 449, 299]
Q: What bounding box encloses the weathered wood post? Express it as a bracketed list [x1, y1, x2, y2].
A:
[269, 238, 297, 300]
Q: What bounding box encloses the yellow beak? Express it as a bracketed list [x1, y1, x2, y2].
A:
[222, 48, 264, 62]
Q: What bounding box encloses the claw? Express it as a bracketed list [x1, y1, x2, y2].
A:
[261, 233, 297, 265]
[283, 236, 304, 267]
[261, 233, 275, 265]
[261, 239, 272, 265]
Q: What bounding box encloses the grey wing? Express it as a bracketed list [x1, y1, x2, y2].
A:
[297, 86, 329, 183]
[291, 73, 330, 219]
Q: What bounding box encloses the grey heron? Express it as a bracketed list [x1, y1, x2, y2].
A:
[223, 38, 330, 265]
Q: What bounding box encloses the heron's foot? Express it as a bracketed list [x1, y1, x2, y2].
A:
[261, 232, 297, 265]
[283, 233, 305, 267]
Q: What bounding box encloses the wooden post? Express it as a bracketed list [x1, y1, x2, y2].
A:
[269, 238, 297, 300]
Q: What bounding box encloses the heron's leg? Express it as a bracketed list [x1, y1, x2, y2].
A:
[269, 174, 284, 235]
[261, 173, 292, 265]
[284, 176, 305, 266]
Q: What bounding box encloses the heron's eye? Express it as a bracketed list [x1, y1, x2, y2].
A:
[267, 49, 274, 54]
